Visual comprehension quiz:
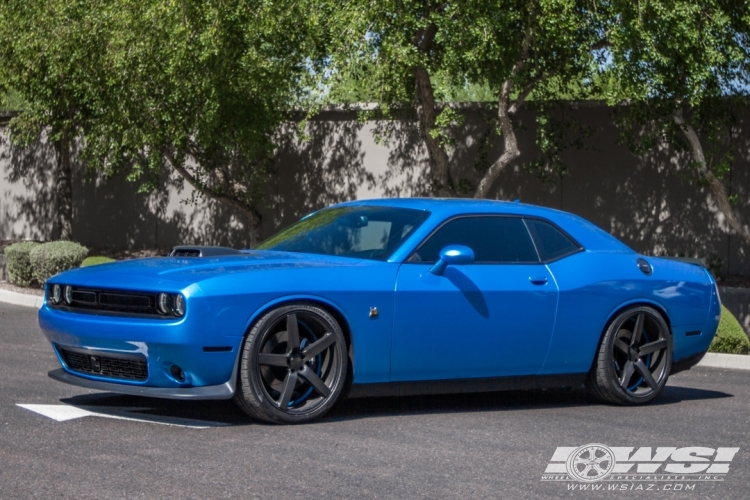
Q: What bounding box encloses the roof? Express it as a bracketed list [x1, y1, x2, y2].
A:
[341, 197, 562, 216]
[338, 197, 634, 254]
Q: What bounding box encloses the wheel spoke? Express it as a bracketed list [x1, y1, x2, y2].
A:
[630, 313, 644, 346]
[300, 366, 331, 397]
[639, 338, 668, 356]
[302, 332, 335, 358]
[619, 361, 634, 388]
[277, 371, 298, 408]
[634, 359, 658, 390]
[286, 313, 300, 353]
[258, 353, 288, 367]
[593, 463, 608, 474]
[614, 338, 629, 354]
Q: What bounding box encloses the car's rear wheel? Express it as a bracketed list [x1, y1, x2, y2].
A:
[234, 304, 348, 424]
[586, 306, 672, 405]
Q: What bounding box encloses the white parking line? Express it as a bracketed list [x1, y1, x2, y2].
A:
[17, 404, 230, 428]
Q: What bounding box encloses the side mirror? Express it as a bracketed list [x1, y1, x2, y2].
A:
[429, 245, 475, 276]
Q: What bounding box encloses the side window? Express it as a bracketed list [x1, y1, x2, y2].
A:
[524, 218, 581, 261]
[410, 216, 539, 263]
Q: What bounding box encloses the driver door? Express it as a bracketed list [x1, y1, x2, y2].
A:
[391, 216, 558, 381]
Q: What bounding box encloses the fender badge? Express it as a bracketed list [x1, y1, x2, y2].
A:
[369, 307, 379, 318]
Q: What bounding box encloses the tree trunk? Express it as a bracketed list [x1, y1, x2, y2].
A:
[413, 65, 455, 197]
[473, 29, 533, 199]
[240, 206, 263, 247]
[53, 131, 73, 240]
[473, 89, 522, 198]
[674, 110, 750, 245]
[410, 20, 455, 197]
[164, 152, 263, 246]
[706, 175, 750, 246]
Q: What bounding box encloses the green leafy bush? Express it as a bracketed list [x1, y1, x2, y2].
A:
[4, 241, 40, 286]
[81, 256, 116, 267]
[709, 305, 750, 355]
[29, 241, 88, 285]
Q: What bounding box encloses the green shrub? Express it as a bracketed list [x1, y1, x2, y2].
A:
[29, 241, 88, 285]
[709, 305, 750, 355]
[4, 241, 40, 286]
[81, 256, 116, 267]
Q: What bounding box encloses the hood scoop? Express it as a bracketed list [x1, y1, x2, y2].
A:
[169, 246, 241, 258]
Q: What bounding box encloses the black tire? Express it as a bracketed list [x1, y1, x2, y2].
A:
[234, 303, 348, 424]
[586, 306, 672, 405]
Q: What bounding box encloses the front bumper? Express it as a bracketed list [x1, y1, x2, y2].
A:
[39, 303, 243, 395]
[48, 368, 236, 400]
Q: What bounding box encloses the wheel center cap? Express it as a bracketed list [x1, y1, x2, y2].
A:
[288, 354, 305, 371]
[628, 348, 639, 361]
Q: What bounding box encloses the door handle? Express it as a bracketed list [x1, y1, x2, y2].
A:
[529, 277, 548, 285]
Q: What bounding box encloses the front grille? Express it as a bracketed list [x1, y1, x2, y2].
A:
[71, 290, 96, 304]
[48, 287, 166, 317]
[59, 347, 148, 381]
[99, 292, 151, 309]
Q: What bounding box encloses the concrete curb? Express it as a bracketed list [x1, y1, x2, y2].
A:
[0, 288, 44, 309]
[697, 352, 750, 371]
[0, 287, 749, 371]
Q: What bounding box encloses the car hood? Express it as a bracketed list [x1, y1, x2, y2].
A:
[50, 251, 365, 287]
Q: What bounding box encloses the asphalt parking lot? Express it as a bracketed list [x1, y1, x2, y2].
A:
[1, 301, 749, 499]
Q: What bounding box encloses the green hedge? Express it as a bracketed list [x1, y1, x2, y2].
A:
[81, 256, 116, 267]
[709, 305, 750, 355]
[29, 241, 88, 285]
[4, 242, 40, 286]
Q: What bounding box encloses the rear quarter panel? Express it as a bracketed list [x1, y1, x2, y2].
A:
[540, 251, 716, 375]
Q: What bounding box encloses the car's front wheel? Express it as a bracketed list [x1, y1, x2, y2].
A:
[586, 306, 672, 405]
[234, 304, 348, 424]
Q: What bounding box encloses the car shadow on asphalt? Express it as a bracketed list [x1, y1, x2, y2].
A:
[60, 393, 253, 426]
[653, 385, 733, 405]
[325, 385, 732, 422]
[58, 383, 731, 426]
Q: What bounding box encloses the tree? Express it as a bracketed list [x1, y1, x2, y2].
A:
[322, 0, 607, 198]
[0, 0, 112, 239]
[0, 89, 26, 112]
[603, 0, 750, 245]
[1, 0, 326, 244]
[81, 0, 328, 242]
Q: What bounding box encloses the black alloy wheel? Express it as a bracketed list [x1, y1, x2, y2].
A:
[234, 304, 348, 424]
[586, 306, 672, 405]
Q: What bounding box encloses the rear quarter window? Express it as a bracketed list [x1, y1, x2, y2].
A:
[524, 218, 581, 262]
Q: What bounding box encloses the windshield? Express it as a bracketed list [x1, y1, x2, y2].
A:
[256, 206, 430, 260]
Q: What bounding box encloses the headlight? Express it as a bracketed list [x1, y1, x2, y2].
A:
[174, 294, 186, 317]
[156, 293, 185, 316]
[64, 285, 73, 304]
[157, 293, 170, 315]
[50, 284, 61, 304]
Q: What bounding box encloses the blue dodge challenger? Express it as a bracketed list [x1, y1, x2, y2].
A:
[39, 199, 721, 423]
